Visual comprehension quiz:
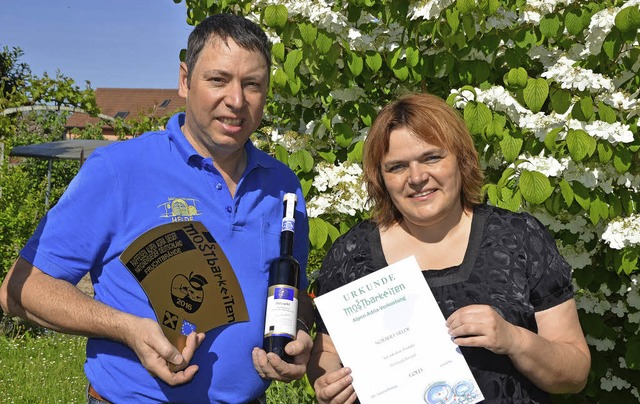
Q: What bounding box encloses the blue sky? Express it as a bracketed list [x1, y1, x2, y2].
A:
[1, 0, 193, 89]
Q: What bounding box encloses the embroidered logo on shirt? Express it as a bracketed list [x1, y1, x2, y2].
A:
[158, 197, 202, 222]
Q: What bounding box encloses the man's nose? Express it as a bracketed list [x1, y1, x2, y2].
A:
[224, 82, 245, 110]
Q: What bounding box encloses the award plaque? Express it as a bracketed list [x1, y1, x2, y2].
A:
[120, 221, 249, 351]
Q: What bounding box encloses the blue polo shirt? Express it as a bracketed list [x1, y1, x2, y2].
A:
[20, 113, 309, 403]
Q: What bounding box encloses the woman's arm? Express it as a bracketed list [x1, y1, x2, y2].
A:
[446, 299, 591, 394]
[307, 332, 357, 404]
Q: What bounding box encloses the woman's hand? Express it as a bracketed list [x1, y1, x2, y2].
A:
[314, 367, 357, 404]
[445, 304, 517, 355]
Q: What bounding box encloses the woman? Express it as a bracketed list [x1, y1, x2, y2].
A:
[307, 93, 591, 403]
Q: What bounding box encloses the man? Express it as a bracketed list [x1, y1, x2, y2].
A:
[0, 13, 312, 403]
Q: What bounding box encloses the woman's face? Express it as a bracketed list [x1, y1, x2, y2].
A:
[381, 127, 463, 228]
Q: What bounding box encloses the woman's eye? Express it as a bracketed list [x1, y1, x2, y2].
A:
[386, 164, 405, 173]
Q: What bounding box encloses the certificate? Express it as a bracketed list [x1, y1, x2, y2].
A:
[314, 256, 484, 404]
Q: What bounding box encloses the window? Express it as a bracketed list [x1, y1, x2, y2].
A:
[114, 111, 129, 119]
[159, 99, 171, 108]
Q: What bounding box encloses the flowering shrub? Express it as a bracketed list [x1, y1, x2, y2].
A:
[177, 0, 640, 401]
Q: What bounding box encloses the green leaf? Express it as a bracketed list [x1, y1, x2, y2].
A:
[358, 102, 377, 127]
[597, 142, 614, 164]
[309, 217, 329, 249]
[347, 52, 364, 77]
[457, 0, 476, 14]
[283, 49, 303, 79]
[565, 9, 584, 35]
[287, 75, 301, 95]
[445, 8, 460, 33]
[615, 5, 640, 33]
[365, 52, 383, 73]
[613, 147, 632, 173]
[572, 181, 591, 210]
[566, 129, 596, 161]
[558, 178, 574, 206]
[499, 133, 523, 162]
[485, 184, 499, 205]
[499, 187, 522, 211]
[275, 145, 289, 164]
[550, 87, 572, 114]
[462, 14, 477, 40]
[620, 249, 639, 275]
[334, 122, 354, 148]
[602, 30, 623, 59]
[507, 67, 528, 88]
[607, 193, 623, 217]
[598, 101, 617, 123]
[316, 32, 333, 54]
[625, 335, 640, 369]
[264, 4, 288, 28]
[572, 96, 594, 121]
[540, 14, 563, 38]
[392, 65, 409, 81]
[405, 46, 420, 68]
[523, 78, 549, 113]
[497, 167, 517, 188]
[588, 191, 609, 225]
[463, 102, 492, 135]
[387, 47, 402, 69]
[271, 68, 288, 89]
[519, 170, 553, 205]
[544, 127, 563, 152]
[272, 43, 285, 62]
[290, 149, 314, 172]
[299, 23, 317, 45]
[318, 151, 336, 164]
[348, 140, 364, 162]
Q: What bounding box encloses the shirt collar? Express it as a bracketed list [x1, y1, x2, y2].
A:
[167, 112, 278, 171]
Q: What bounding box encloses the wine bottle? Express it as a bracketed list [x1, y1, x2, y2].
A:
[263, 193, 300, 363]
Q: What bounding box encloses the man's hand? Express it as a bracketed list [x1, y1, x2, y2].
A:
[126, 318, 206, 386]
[252, 329, 313, 382]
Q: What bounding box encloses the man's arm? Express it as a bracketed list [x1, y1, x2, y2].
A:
[0, 256, 204, 385]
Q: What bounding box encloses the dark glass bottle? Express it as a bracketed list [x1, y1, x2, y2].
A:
[263, 193, 300, 363]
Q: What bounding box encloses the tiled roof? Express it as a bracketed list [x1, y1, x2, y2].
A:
[66, 88, 185, 129]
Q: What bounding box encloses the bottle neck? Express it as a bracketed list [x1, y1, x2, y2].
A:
[280, 230, 294, 256]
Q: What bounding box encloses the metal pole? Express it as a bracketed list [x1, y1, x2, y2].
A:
[46, 158, 52, 209]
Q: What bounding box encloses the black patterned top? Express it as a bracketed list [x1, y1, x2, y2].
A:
[315, 204, 574, 404]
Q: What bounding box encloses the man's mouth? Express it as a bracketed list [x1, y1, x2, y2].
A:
[218, 117, 243, 126]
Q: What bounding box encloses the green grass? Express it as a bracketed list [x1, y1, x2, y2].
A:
[0, 331, 316, 403]
[0, 332, 87, 403]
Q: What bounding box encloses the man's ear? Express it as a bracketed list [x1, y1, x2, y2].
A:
[178, 62, 189, 98]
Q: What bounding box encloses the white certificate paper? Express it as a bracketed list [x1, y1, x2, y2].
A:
[314, 256, 484, 404]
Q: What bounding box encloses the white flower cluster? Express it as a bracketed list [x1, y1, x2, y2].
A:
[601, 214, 640, 250]
[409, 0, 455, 21]
[581, 7, 617, 57]
[601, 90, 639, 111]
[307, 161, 369, 217]
[517, 152, 567, 177]
[518, 0, 574, 24]
[600, 370, 631, 391]
[541, 56, 614, 92]
[486, 9, 518, 30]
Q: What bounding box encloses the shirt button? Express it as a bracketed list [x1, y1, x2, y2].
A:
[226, 206, 232, 213]
[216, 183, 223, 190]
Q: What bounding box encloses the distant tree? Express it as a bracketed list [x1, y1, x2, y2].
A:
[0, 45, 99, 283]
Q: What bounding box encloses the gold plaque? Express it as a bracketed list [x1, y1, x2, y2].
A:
[120, 221, 249, 351]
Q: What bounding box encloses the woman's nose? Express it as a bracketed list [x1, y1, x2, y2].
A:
[408, 163, 428, 185]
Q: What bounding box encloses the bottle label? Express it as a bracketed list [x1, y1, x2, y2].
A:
[264, 284, 298, 338]
[281, 217, 295, 232]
